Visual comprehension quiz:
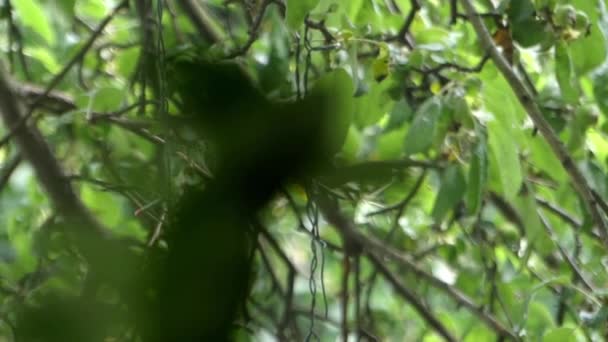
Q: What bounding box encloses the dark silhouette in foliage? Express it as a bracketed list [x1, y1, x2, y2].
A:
[16, 58, 351, 341]
[157, 59, 343, 340]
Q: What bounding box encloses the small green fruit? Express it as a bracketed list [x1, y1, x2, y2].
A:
[573, 10, 590, 33]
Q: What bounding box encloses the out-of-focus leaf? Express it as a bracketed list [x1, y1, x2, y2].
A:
[75, 0, 107, 20]
[568, 0, 607, 74]
[514, 185, 553, 254]
[526, 301, 555, 340]
[404, 96, 442, 155]
[13, 0, 55, 45]
[555, 41, 580, 104]
[466, 129, 487, 215]
[376, 125, 408, 159]
[385, 99, 413, 131]
[354, 79, 393, 127]
[26, 47, 60, 73]
[543, 327, 577, 342]
[286, 0, 320, 30]
[593, 69, 608, 117]
[488, 119, 522, 201]
[432, 164, 466, 222]
[310, 68, 355, 154]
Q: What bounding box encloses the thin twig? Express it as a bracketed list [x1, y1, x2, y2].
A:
[537, 211, 595, 291]
[225, 0, 275, 58]
[367, 253, 457, 342]
[317, 199, 520, 340]
[0, 0, 129, 148]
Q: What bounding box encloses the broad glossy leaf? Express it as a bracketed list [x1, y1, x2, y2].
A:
[431, 164, 466, 222]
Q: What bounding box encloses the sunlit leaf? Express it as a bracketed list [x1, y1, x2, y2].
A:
[543, 327, 577, 342]
[13, 0, 55, 45]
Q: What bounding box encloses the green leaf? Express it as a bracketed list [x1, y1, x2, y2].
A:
[467, 129, 488, 215]
[482, 66, 525, 201]
[75, 0, 107, 20]
[286, 0, 320, 30]
[593, 70, 608, 117]
[514, 185, 552, 253]
[354, 79, 393, 127]
[527, 134, 568, 182]
[543, 327, 577, 342]
[339, 125, 362, 161]
[376, 125, 408, 159]
[57, 0, 77, 17]
[404, 96, 442, 156]
[507, 0, 536, 22]
[385, 99, 413, 132]
[488, 118, 523, 201]
[89, 87, 126, 112]
[526, 301, 556, 339]
[310, 68, 355, 154]
[26, 47, 60, 73]
[13, 0, 55, 45]
[432, 164, 466, 222]
[555, 41, 580, 104]
[568, 0, 607, 74]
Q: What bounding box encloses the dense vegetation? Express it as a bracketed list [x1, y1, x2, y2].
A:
[0, 0, 608, 340]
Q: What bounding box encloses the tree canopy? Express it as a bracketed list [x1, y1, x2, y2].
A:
[0, 0, 608, 341]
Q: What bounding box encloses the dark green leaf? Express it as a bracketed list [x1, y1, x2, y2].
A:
[404, 96, 442, 156]
[466, 129, 488, 215]
[432, 164, 466, 222]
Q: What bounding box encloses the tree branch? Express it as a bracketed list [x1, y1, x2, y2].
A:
[459, 0, 608, 247]
[0, 64, 121, 260]
[317, 198, 519, 340]
[367, 253, 457, 341]
[0, 0, 129, 148]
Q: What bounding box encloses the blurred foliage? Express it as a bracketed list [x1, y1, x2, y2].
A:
[0, 0, 607, 341]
